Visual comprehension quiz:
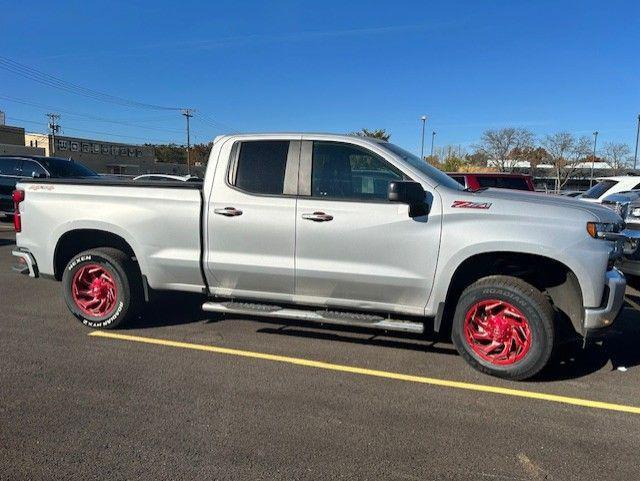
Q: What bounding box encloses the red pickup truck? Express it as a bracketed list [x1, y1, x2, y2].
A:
[448, 173, 535, 191]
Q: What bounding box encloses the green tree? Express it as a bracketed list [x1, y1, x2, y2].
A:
[350, 128, 391, 141]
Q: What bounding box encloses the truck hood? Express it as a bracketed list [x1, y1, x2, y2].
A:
[445, 188, 623, 224]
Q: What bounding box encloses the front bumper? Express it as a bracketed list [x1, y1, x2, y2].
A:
[12, 249, 38, 278]
[583, 268, 625, 332]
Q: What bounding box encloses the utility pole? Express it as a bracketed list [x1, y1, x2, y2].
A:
[430, 131, 436, 158]
[420, 115, 427, 160]
[181, 108, 194, 174]
[634, 114, 640, 170]
[590, 130, 599, 188]
[46, 113, 60, 156]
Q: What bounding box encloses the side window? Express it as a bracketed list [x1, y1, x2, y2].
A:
[0, 158, 22, 176]
[311, 141, 405, 200]
[22, 161, 47, 178]
[233, 141, 289, 195]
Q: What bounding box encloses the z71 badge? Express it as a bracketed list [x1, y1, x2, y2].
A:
[451, 200, 492, 209]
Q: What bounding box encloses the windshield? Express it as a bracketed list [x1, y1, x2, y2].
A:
[377, 142, 464, 190]
[581, 180, 618, 199]
[39, 157, 98, 177]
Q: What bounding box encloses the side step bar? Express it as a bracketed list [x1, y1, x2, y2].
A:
[202, 301, 424, 334]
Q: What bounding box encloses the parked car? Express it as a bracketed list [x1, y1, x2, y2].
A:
[447, 172, 535, 191]
[133, 174, 201, 182]
[580, 175, 640, 203]
[601, 191, 640, 276]
[12, 133, 627, 380]
[0, 155, 97, 217]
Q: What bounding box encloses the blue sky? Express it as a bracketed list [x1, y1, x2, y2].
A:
[1, 0, 639, 154]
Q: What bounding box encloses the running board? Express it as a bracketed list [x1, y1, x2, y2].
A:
[201, 301, 424, 334]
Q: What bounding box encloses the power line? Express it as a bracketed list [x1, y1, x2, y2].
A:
[0, 55, 182, 111]
[194, 111, 240, 133]
[8, 116, 177, 144]
[0, 94, 184, 134]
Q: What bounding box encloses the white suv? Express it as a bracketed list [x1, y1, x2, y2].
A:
[581, 176, 640, 203]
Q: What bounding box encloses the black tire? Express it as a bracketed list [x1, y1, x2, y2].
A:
[451, 275, 555, 381]
[62, 248, 141, 329]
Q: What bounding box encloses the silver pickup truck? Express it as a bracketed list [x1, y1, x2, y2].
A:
[11, 133, 627, 380]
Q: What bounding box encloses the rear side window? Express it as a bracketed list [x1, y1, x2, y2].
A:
[22, 160, 47, 178]
[476, 176, 529, 190]
[582, 180, 618, 199]
[234, 141, 289, 195]
[0, 158, 21, 176]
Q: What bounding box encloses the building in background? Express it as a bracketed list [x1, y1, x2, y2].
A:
[24, 133, 157, 175]
[0, 113, 46, 156]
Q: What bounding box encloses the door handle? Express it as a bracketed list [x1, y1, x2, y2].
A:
[302, 211, 333, 222]
[214, 207, 243, 217]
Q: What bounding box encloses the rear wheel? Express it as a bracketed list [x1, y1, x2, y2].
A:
[62, 248, 141, 329]
[451, 275, 555, 380]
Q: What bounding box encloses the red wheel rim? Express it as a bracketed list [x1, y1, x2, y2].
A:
[463, 299, 532, 365]
[71, 264, 118, 318]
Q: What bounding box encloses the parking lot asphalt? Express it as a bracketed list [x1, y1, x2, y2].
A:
[2, 226, 640, 480]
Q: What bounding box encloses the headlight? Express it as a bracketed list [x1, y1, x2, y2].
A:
[586, 222, 624, 239]
[631, 207, 640, 218]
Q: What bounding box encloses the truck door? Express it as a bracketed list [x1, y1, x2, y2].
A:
[205, 138, 300, 301]
[294, 140, 439, 315]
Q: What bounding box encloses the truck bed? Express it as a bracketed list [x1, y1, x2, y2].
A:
[16, 178, 205, 292]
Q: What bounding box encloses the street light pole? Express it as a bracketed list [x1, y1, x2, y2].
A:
[420, 116, 427, 160]
[430, 131, 436, 158]
[634, 114, 640, 170]
[590, 131, 598, 188]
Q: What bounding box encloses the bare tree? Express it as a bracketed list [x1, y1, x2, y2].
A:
[473, 128, 535, 172]
[602, 142, 631, 174]
[541, 132, 591, 192]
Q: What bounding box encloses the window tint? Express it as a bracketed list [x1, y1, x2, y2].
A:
[22, 160, 47, 178]
[0, 158, 21, 176]
[234, 141, 289, 195]
[38, 157, 97, 177]
[582, 180, 618, 199]
[476, 176, 529, 190]
[311, 141, 405, 200]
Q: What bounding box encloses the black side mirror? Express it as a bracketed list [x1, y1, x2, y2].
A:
[388, 181, 429, 217]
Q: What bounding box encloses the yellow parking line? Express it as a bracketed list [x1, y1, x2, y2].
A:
[89, 330, 640, 415]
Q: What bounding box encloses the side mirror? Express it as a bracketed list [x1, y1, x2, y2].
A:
[388, 181, 429, 217]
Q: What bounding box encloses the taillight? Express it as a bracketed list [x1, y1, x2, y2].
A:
[12, 189, 24, 233]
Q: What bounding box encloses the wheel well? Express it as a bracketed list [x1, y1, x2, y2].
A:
[439, 252, 584, 338]
[54, 229, 137, 280]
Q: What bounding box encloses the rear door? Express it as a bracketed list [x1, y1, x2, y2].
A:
[205, 138, 300, 301]
[293, 140, 440, 315]
[0, 158, 22, 213]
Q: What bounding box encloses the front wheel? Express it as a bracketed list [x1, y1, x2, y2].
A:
[62, 248, 141, 329]
[451, 275, 555, 381]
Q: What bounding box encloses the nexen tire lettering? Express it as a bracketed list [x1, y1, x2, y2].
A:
[67, 255, 92, 271]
